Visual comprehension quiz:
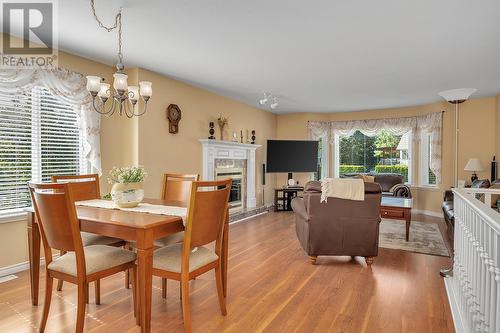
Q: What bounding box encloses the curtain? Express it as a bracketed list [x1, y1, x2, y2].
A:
[416, 112, 443, 183]
[329, 116, 416, 139]
[0, 68, 101, 174]
[307, 112, 443, 183]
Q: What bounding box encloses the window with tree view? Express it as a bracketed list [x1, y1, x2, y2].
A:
[337, 130, 411, 183]
[0, 87, 84, 214]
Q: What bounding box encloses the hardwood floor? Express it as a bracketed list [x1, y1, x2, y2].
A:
[0, 212, 454, 332]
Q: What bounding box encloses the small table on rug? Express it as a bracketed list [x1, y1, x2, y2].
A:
[380, 196, 413, 241]
[26, 198, 229, 333]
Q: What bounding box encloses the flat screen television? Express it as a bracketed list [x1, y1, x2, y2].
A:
[266, 140, 318, 173]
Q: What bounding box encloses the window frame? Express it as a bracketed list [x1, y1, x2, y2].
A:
[419, 131, 437, 187]
[333, 130, 414, 185]
[0, 86, 87, 219]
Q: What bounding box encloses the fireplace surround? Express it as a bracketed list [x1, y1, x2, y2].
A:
[199, 139, 261, 209]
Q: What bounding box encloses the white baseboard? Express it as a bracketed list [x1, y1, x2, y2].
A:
[412, 209, 442, 218]
[444, 277, 466, 333]
[0, 254, 59, 278]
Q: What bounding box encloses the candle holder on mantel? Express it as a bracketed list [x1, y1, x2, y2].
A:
[208, 122, 215, 139]
[251, 130, 256, 144]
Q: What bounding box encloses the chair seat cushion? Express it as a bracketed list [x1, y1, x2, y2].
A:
[81, 232, 123, 246]
[153, 231, 185, 247]
[48, 245, 136, 276]
[153, 243, 218, 273]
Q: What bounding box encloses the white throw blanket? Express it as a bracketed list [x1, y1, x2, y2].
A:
[75, 199, 187, 225]
[320, 178, 365, 202]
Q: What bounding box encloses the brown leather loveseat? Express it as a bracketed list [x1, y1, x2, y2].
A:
[291, 181, 382, 265]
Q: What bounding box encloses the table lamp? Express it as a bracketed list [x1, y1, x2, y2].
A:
[464, 158, 484, 183]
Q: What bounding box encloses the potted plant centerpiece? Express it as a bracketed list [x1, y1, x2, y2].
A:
[108, 166, 147, 208]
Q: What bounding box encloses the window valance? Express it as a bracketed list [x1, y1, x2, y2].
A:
[0, 68, 101, 174]
[307, 112, 443, 183]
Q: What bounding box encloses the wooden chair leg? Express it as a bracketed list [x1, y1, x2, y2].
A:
[131, 265, 138, 320]
[125, 269, 130, 289]
[215, 263, 227, 315]
[309, 256, 317, 265]
[365, 257, 375, 265]
[181, 277, 191, 333]
[162, 278, 167, 299]
[85, 283, 89, 304]
[56, 250, 66, 291]
[76, 282, 87, 333]
[40, 274, 53, 332]
[94, 279, 101, 305]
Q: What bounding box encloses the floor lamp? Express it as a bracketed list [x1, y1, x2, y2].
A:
[437, 88, 477, 278]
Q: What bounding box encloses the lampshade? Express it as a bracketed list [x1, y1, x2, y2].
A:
[139, 81, 152, 97]
[464, 158, 484, 172]
[438, 88, 477, 103]
[113, 73, 128, 91]
[86, 76, 101, 93]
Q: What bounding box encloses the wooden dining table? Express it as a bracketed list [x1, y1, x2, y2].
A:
[26, 198, 229, 333]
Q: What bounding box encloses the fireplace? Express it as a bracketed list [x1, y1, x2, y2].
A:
[199, 139, 261, 209]
[215, 166, 245, 210]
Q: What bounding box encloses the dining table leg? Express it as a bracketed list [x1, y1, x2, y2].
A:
[136, 241, 154, 333]
[27, 212, 40, 306]
[222, 207, 229, 297]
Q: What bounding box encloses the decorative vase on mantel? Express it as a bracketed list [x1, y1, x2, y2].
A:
[108, 166, 147, 208]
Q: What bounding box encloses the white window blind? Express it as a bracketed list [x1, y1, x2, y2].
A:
[0, 87, 84, 214]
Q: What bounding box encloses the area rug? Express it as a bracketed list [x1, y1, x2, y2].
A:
[379, 219, 450, 257]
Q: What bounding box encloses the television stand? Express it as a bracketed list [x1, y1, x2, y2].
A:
[274, 187, 304, 212]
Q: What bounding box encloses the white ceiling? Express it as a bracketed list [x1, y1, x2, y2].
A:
[56, 0, 500, 113]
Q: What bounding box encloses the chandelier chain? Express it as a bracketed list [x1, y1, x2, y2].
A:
[90, 0, 123, 64]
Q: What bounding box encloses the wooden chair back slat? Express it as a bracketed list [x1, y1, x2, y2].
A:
[185, 179, 231, 248]
[51, 174, 100, 201]
[161, 173, 199, 206]
[28, 182, 83, 253]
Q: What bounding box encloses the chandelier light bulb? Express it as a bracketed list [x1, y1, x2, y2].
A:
[113, 73, 128, 91]
[128, 86, 139, 102]
[86, 76, 101, 93]
[98, 83, 110, 99]
[139, 81, 153, 98]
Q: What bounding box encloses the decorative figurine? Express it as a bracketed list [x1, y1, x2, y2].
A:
[217, 115, 228, 140]
[240, 130, 243, 143]
[246, 129, 251, 143]
[208, 121, 215, 139]
[231, 131, 238, 142]
[251, 130, 256, 144]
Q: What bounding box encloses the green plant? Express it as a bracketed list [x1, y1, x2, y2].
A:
[339, 165, 365, 174]
[108, 166, 147, 184]
[374, 164, 408, 180]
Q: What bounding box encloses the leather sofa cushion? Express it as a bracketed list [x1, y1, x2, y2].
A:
[304, 180, 381, 194]
[371, 173, 404, 192]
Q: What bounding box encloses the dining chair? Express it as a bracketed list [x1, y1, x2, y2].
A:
[52, 174, 126, 295]
[28, 182, 137, 333]
[157, 173, 199, 297]
[152, 179, 231, 333]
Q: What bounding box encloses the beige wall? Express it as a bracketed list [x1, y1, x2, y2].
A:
[0, 48, 276, 269]
[496, 95, 500, 162]
[276, 97, 497, 214]
[134, 68, 277, 206]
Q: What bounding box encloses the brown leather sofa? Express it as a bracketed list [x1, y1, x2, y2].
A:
[291, 180, 382, 265]
[442, 179, 499, 246]
[341, 173, 412, 198]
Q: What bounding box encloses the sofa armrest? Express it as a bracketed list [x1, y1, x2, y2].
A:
[390, 184, 412, 198]
[291, 197, 309, 222]
[444, 190, 454, 202]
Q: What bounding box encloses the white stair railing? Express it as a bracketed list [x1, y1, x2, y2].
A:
[446, 189, 500, 333]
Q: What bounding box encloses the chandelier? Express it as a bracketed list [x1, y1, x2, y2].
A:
[85, 0, 152, 117]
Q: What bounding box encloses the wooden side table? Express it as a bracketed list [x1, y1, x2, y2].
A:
[380, 196, 413, 241]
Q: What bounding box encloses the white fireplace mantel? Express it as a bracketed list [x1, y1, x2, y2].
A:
[199, 139, 261, 208]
